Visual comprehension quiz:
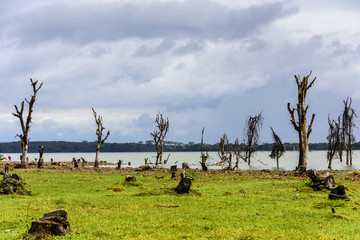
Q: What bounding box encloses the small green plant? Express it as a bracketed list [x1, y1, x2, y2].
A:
[299, 180, 312, 188]
[185, 171, 197, 180]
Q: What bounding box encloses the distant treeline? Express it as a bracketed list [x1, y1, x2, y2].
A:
[2, 140, 360, 153]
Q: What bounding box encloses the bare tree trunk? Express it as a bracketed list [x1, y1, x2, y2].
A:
[150, 113, 169, 166]
[21, 140, 28, 168]
[200, 127, 208, 171]
[94, 146, 100, 168]
[13, 78, 43, 168]
[92, 107, 110, 168]
[38, 146, 45, 168]
[287, 72, 316, 172]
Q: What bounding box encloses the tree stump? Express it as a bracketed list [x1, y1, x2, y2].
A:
[117, 160, 122, 169]
[306, 169, 336, 190]
[26, 210, 71, 239]
[329, 185, 348, 200]
[37, 146, 45, 168]
[72, 158, 79, 168]
[170, 165, 177, 172]
[175, 172, 191, 194]
[125, 175, 136, 182]
[0, 165, 26, 195]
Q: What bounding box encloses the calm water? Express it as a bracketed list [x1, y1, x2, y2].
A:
[3, 151, 360, 170]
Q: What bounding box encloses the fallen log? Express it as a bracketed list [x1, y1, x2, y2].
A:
[306, 169, 335, 191]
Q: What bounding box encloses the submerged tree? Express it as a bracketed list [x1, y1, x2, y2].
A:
[242, 112, 263, 165]
[269, 127, 285, 170]
[217, 133, 232, 169]
[150, 112, 169, 166]
[287, 72, 316, 171]
[92, 107, 110, 168]
[327, 116, 341, 169]
[13, 78, 43, 168]
[200, 127, 209, 171]
[342, 97, 357, 165]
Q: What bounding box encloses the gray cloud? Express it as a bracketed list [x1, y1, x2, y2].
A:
[1, 0, 360, 144]
[8, 1, 289, 45]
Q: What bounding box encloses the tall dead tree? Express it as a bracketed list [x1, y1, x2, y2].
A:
[217, 133, 232, 169]
[287, 72, 316, 171]
[342, 97, 357, 165]
[200, 127, 209, 171]
[242, 112, 263, 165]
[92, 107, 110, 168]
[150, 112, 169, 166]
[269, 127, 285, 170]
[13, 78, 43, 168]
[327, 116, 341, 170]
[233, 138, 242, 169]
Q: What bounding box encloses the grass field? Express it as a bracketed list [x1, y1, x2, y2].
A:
[0, 165, 359, 239]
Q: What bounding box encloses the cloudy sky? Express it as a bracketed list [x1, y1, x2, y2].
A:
[1, 0, 360, 144]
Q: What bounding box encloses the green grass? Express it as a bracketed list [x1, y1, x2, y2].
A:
[0, 168, 360, 239]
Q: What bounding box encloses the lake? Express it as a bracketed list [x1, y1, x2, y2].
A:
[2, 151, 360, 170]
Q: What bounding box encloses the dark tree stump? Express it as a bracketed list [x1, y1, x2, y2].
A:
[37, 146, 45, 168]
[125, 175, 136, 182]
[72, 158, 79, 168]
[0, 165, 26, 195]
[170, 165, 177, 172]
[27, 210, 71, 239]
[306, 170, 336, 190]
[171, 171, 176, 179]
[117, 160, 122, 169]
[329, 185, 348, 200]
[175, 172, 191, 194]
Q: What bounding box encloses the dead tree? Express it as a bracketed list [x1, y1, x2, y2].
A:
[242, 112, 263, 165]
[200, 127, 209, 171]
[92, 107, 110, 168]
[217, 133, 232, 169]
[12, 78, 43, 168]
[150, 112, 169, 166]
[269, 127, 285, 170]
[37, 146, 45, 168]
[327, 116, 341, 169]
[342, 97, 357, 165]
[287, 72, 316, 171]
[233, 138, 241, 169]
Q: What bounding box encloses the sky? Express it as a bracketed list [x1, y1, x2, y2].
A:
[1, 0, 360, 144]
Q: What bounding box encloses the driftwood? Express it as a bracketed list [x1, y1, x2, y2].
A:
[26, 210, 71, 239]
[306, 169, 335, 191]
[174, 172, 191, 194]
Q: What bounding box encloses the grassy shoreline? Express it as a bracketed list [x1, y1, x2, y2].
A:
[1, 163, 359, 239]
